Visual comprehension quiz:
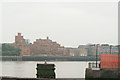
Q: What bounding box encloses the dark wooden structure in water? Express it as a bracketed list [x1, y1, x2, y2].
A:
[36, 63, 55, 79]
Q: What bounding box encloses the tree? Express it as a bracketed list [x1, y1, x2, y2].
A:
[2, 43, 20, 56]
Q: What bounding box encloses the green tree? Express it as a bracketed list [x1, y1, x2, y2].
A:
[2, 43, 20, 56]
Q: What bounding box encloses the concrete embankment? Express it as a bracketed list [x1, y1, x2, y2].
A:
[85, 68, 120, 79]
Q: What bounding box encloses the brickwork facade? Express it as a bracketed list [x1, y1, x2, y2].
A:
[14, 33, 64, 56]
[30, 37, 64, 55]
[14, 33, 118, 57]
[14, 33, 30, 56]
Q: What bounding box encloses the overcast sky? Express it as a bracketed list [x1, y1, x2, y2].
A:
[1, 0, 119, 48]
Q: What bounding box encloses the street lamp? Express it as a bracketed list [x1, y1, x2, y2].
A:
[96, 44, 99, 68]
[110, 45, 112, 54]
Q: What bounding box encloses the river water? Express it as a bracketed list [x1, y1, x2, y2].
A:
[1, 61, 91, 78]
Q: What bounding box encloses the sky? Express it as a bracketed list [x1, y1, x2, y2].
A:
[0, 0, 119, 48]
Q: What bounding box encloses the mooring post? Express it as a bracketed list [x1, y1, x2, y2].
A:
[89, 62, 91, 68]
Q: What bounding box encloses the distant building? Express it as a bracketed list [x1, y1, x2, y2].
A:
[14, 33, 30, 56]
[14, 33, 64, 56]
[98, 44, 119, 54]
[70, 48, 82, 56]
[111, 45, 119, 54]
[78, 45, 88, 56]
[62, 47, 71, 56]
[78, 44, 96, 56]
[78, 44, 119, 56]
[14, 33, 119, 57]
[30, 37, 64, 55]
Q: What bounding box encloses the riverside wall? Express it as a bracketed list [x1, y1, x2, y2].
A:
[1, 56, 100, 61]
[85, 68, 120, 79]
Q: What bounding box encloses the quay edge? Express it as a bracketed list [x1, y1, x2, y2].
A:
[1, 77, 85, 80]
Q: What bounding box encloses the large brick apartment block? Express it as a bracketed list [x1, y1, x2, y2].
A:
[14, 33, 64, 56]
[14, 33, 30, 56]
[30, 37, 64, 55]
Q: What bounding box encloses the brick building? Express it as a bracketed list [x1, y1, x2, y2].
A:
[30, 37, 64, 55]
[14, 33, 64, 56]
[14, 33, 30, 56]
[14, 33, 119, 57]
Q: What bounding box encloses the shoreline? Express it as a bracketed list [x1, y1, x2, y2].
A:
[1, 56, 100, 61]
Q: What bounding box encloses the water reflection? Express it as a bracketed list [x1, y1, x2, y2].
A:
[1, 61, 89, 78]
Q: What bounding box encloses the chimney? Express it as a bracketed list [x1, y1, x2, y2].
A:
[47, 36, 49, 40]
[18, 33, 21, 36]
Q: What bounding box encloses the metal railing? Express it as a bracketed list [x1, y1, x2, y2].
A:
[88, 62, 100, 68]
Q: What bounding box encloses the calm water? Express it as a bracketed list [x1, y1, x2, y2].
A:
[1, 61, 91, 78]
